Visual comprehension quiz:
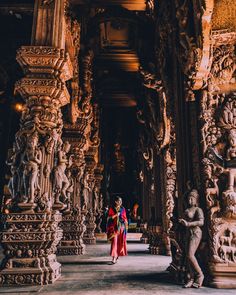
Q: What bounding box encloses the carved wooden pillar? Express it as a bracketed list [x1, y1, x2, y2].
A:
[161, 147, 177, 255]
[56, 142, 86, 255]
[200, 40, 236, 288]
[94, 163, 104, 233]
[54, 18, 88, 256]
[161, 0, 236, 288]
[0, 0, 73, 285]
[139, 64, 176, 255]
[83, 150, 97, 244]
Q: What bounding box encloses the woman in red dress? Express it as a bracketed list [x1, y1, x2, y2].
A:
[106, 196, 128, 264]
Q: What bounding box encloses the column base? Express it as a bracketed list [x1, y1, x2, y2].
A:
[0, 212, 62, 286]
[208, 263, 236, 288]
[57, 245, 85, 255]
[83, 210, 96, 245]
[57, 214, 86, 256]
[0, 254, 61, 285]
[83, 237, 96, 244]
[0, 266, 44, 285]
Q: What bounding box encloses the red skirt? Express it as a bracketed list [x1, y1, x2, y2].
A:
[110, 227, 127, 257]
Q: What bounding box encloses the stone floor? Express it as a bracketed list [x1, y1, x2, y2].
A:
[0, 240, 236, 295]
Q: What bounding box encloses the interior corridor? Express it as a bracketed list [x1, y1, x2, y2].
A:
[0, 238, 235, 295]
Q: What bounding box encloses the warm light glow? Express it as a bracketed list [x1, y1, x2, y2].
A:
[14, 103, 24, 112]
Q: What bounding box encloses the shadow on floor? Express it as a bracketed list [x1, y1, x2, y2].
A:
[120, 272, 176, 285]
[127, 250, 150, 255]
[61, 260, 112, 265]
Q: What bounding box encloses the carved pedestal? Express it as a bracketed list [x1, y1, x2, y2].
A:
[208, 218, 236, 288]
[0, 212, 62, 285]
[148, 225, 170, 255]
[167, 229, 185, 284]
[57, 211, 86, 255]
[140, 222, 148, 243]
[83, 210, 96, 244]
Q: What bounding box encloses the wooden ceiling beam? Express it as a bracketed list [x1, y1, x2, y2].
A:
[70, 0, 146, 10]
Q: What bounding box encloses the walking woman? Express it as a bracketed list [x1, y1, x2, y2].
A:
[106, 196, 128, 264]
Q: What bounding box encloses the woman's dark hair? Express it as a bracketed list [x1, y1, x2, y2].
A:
[114, 196, 122, 203]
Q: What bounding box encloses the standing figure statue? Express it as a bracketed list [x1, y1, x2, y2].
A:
[6, 143, 19, 199]
[93, 187, 99, 214]
[226, 129, 236, 191]
[53, 141, 72, 205]
[22, 133, 42, 203]
[63, 169, 74, 213]
[179, 189, 204, 288]
[82, 171, 90, 210]
[208, 128, 236, 216]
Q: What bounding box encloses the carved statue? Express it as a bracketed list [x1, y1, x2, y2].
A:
[45, 129, 60, 154]
[226, 129, 236, 192]
[63, 169, 74, 213]
[22, 133, 42, 204]
[81, 171, 90, 210]
[38, 192, 52, 213]
[6, 144, 19, 199]
[93, 187, 99, 214]
[53, 141, 72, 205]
[179, 189, 204, 288]
[208, 128, 236, 217]
[99, 193, 103, 212]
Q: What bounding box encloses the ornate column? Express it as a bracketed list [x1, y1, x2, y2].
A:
[94, 164, 104, 234]
[83, 103, 101, 244]
[82, 150, 97, 245]
[56, 143, 86, 255]
[172, 0, 236, 288]
[200, 38, 236, 287]
[55, 18, 88, 256]
[164, 0, 236, 288]
[139, 64, 176, 255]
[0, 0, 73, 285]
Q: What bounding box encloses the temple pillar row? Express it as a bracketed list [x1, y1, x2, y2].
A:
[0, 0, 73, 285]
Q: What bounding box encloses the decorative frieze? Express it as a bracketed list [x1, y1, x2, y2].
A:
[0, 212, 62, 285]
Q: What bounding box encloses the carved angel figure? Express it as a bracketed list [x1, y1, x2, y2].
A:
[53, 141, 72, 205]
[22, 133, 42, 203]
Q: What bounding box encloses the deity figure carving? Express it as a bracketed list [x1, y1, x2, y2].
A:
[22, 133, 42, 204]
[81, 171, 90, 210]
[37, 192, 52, 213]
[6, 143, 20, 200]
[226, 129, 236, 192]
[45, 129, 60, 154]
[53, 141, 72, 206]
[179, 189, 204, 288]
[93, 187, 99, 215]
[63, 169, 74, 214]
[99, 193, 103, 212]
[208, 128, 236, 217]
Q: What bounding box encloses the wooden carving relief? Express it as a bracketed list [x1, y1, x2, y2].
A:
[139, 67, 171, 153]
[139, 59, 177, 255]
[199, 34, 236, 278]
[174, 0, 215, 99]
[145, 0, 155, 19]
[0, 45, 72, 285]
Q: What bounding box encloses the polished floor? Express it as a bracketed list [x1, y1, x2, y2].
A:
[0, 239, 235, 295]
